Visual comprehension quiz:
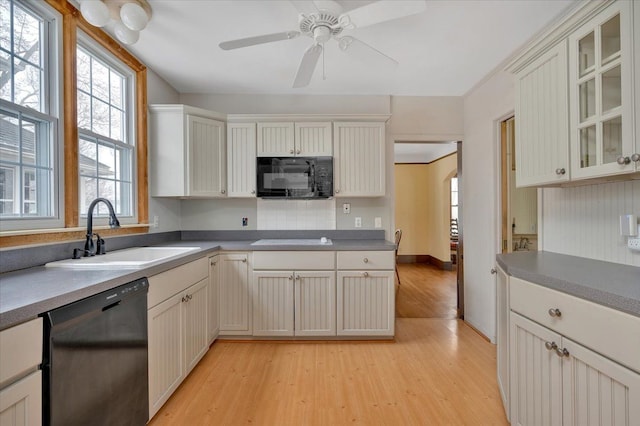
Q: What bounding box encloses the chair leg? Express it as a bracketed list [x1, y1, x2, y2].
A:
[395, 265, 401, 286]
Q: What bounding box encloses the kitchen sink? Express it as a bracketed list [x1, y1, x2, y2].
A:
[45, 246, 201, 269]
[251, 238, 333, 246]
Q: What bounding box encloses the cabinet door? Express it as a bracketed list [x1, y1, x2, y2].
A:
[496, 266, 510, 420]
[333, 122, 385, 197]
[561, 337, 640, 426]
[569, 1, 636, 179]
[257, 122, 295, 156]
[295, 122, 332, 156]
[336, 270, 394, 336]
[227, 123, 257, 197]
[187, 115, 226, 196]
[183, 278, 209, 374]
[148, 292, 184, 418]
[208, 256, 220, 344]
[252, 271, 294, 337]
[515, 40, 570, 187]
[0, 370, 41, 426]
[509, 312, 563, 426]
[219, 253, 252, 335]
[295, 271, 336, 336]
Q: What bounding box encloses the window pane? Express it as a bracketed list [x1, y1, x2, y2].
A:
[602, 116, 622, 165]
[20, 119, 36, 165]
[22, 167, 36, 214]
[91, 57, 109, 101]
[110, 107, 123, 141]
[0, 0, 10, 51]
[91, 97, 109, 137]
[451, 191, 458, 206]
[451, 206, 458, 221]
[97, 179, 114, 213]
[451, 177, 458, 191]
[0, 50, 11, 101]
[77, 91, 91, 130]
[79, 138, 97, 176]
[117, 182, 132, 215]
[80, 175, 97, 213]
[110, 70, 122, 107]
[77, 48, 91, 93]
[13, 58, 41, 110]
[12, 4, 41, 66]
[0, 166, 15, 215]
[97, 142, 115, 179]
[0, 113, 19, 163]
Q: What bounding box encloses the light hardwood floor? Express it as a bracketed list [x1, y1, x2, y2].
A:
[149, 319, 508, 425]
[396, 263, 458, 319]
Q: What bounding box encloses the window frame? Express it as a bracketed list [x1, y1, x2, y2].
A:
[0, 0, 148, 247]
[0, 0, 64, 231]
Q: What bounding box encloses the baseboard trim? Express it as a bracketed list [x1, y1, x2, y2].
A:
[463, 321, 491, 342]
[397, 255, 453, 271]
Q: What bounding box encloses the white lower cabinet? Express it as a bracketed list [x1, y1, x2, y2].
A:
[336, 270, 395, 336]
[147, 258, 209, 419]
[0, 371, 41, 426]
[496, 265, 510, 420]
[219, 253, 252, 335]
[208, 255, 220, 343]
[252, 271, 295, 336]
[295, 271, 336, 337]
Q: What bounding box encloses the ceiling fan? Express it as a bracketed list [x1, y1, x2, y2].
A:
[218, 0, 426, 88]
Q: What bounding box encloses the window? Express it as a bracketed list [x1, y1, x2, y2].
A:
[450, 176, 458, 221]
[0, 0, 59, 226]
[76, 41, 135, 218]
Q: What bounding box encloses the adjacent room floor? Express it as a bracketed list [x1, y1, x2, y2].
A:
[150, 263, 508, 425]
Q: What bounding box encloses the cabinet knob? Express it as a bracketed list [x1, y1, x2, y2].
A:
[555, 347, 570, 358]
[363, 258, 369, 263]
[296, 149, 301, 154]
[295, 275, 300, 281]
[211, 261, 217, 266]
[490, 268, 497, 274]
[289, 149, 294, 154]
[288, 275, 293, 280]
[544, 341, 557, 351]
[221, 189, 226, 194]
[335, 189, 340, 194]
[363, 272, 369, 277]
[616, 156, 631, 165]
[548, 308, 562, 317]
[555, 168, 566, 175]
[630, 153, 640, 163]
[242, 258, 247, 263]
[251, 190, 256, 194]
[182, 296, 187, 303]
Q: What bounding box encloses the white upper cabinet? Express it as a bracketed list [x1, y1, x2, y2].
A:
[515, 40, 570, 187]
[257, 122, 332, 156]
[227, 123, 257, 197]
[149, 105, 226, 198]
[569, 1, 637, 179]
[333, 122, 386, 197]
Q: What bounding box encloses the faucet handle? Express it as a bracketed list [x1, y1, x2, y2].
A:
[95, 234, 106, 255]
[72, 248, 83, 259]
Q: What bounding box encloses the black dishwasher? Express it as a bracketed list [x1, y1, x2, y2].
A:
[42, 278, 149, 426]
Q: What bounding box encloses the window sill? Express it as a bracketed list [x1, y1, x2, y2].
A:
[0, 224, 150, 248]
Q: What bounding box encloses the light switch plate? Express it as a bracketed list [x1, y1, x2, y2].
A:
[374, 217, 382, 228]
[343, 203, 351, 214]
[629, 237, 640, 251]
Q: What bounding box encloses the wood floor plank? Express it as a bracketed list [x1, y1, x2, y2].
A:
[149, 319, 508, 426]
[395, 263, 458, 319]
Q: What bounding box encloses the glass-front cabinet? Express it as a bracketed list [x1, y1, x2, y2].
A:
[569, 1, 638, 179]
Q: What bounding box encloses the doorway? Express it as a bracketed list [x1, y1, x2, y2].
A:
[500, 117, 538, 254]
[393, 141, 462, 319]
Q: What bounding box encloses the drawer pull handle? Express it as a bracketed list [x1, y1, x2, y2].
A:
[555, 168, 566, 175]
[242, 258, 247, 263]
[544, 341, 557, 351]
[363, 272, 369, 277]
[295, 275, 300, 281]
[211, 261, 217, 266]
[548, 308, 562, 317]
[363, 258, 369, 263]
[288, 275, 293, 280]
[555, 347, 570, 358]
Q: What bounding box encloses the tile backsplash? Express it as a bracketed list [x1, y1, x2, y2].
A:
[257, 199, 336, 230]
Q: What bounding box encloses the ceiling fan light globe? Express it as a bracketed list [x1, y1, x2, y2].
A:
[120, 2, 149, 31]
[114, 21, 140, 45]
[313, 26, 331, 44]
[80, 0, 110, 27]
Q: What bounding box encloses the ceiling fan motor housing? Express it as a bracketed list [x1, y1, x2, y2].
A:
[299, 11, 343, 43]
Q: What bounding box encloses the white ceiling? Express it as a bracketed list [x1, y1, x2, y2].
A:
[394, 142, 457, 164]
[125, 0, 577, 96]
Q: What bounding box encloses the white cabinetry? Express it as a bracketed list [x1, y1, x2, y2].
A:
[514, 40, 570, 186]
[508, 277, 640, 425]
[257, 122, 332, 157]
[495, 265, 510, 421]
[147, 257, 209, 419]
[219, 253, 252, 335]
[208, 255, 220, 344]
[0, 318, 42, 426]
[227, 123, 257, 197]
[333, 122, 386, 197]
[336, 251, 395, 336]
[252, 251, 336, 337]
[149, 105, 226, 197]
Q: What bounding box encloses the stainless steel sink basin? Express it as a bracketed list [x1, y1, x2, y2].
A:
[251, 238, 333, 246]
[45, 246, 201, 269]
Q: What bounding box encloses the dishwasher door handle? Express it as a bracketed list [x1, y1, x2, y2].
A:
[102, 300, 121, 311]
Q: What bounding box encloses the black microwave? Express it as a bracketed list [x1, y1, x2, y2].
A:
[256, 156, 333, 199]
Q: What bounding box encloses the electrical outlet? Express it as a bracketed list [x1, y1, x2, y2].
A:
[152, 215, 159, 228]
[242, 217, 248, 227]
[343, 203, 351, 214]
[374, 217, 382, 228]
[628, 237, 640, 251]
[355, 217, 362, 228]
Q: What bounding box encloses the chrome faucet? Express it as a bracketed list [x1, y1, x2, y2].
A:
[83, 198, 120, 257]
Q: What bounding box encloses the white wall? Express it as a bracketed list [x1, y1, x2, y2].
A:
[147, 68, 182, 233]
[462, 70, 515, 342]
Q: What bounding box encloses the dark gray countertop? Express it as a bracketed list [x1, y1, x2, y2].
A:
[0, 239, 395, 330]
[496, 251, 640, 318]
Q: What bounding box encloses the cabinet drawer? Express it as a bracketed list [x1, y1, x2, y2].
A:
[0, 318, 42, 387]
[337, 251, 394, 270]
[252, 251, 335, 270]
[148, 257, 209, 308]
[510, 277, 640, 373]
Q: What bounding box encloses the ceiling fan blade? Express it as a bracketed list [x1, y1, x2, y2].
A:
[219, 31, 300, 50]
[337, 36, 398, 68]
[340, 0, 426, 29]
[293, 44, 322, 88]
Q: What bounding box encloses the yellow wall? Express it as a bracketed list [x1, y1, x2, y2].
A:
[395, 154, 457, 262]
